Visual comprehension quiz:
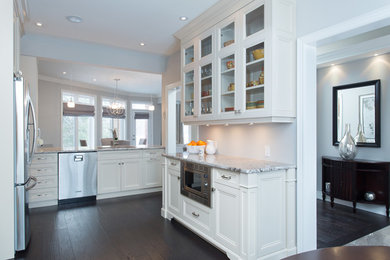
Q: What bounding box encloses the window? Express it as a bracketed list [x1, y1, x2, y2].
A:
[62, 92, 96, 149]
[101, 98, 127, 140]
[134, 112, 150, 145]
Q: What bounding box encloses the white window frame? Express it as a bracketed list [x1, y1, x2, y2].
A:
[101, 96, 127, 141]
[60, 90, 97, 149]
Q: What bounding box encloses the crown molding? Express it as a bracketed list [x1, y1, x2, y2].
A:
[174, 0, 253, 43]
[38, 75, 160, 98]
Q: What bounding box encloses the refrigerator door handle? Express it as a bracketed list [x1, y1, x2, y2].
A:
[26, 96, 37, 164]
[25, 176, 37, 191]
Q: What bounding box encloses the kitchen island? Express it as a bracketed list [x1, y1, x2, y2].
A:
[161, 153, 297, 260]
[28, 145, 164, 208]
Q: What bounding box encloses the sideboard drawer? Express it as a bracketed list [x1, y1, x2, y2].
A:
[31, 154, 57, 165]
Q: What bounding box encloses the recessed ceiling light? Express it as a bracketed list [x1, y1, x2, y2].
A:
[62, 71, 67, 75]
[140, 42, 145, 46]
[374, 53, 379, 56]
[179, 16, 188, 21]
[66, 16, 83, 23]
[331, 64, 335, 66]
[36, 22, 43, 27]
[92, 78, 97, 82]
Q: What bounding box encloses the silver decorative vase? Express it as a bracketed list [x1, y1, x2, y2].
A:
[339, 123, 357, 160]
[354, 123, 366, 143]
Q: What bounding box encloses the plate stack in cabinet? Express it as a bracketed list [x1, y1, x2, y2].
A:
[178, 0, 296, 124]
[28, 153, 58, 208]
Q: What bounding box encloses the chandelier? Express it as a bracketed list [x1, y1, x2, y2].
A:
[108, 79, 125, 116]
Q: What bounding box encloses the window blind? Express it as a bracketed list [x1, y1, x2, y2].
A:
[63, 103, 95, 117]
[134, 112, 149, 120]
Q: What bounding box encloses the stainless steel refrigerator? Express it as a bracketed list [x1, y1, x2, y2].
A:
[14, 72, 37, 251]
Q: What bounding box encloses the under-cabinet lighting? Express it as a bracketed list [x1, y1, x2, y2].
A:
[249, 122, 254, 126]
[36, 22, 43, 27]
[224, 123, 229, 127]
[179, 16, 188, 21]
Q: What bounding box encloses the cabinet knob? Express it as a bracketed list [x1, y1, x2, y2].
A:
[177, 176, 180, 180]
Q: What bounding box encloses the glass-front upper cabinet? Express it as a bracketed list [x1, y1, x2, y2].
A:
[245, 4, 264, 37]
[220, 54, 235, 113]
[245, 42, 264, 111]
[220, 22, 235, 49]
[184, 70, 195, 116]
[201, 35, 212, 58]
[200, 63, 212, 115]
[185, 45, 194, 65]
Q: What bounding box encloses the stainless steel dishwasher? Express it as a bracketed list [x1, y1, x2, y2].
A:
[58, 152, 97, 203]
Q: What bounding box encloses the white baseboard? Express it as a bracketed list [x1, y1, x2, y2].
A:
[97, 187, 162, 200]
[316, 191, 387, 216]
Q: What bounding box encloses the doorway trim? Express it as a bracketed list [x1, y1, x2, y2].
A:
[163, 81, 181, 153]
[296, 4, 390, 253]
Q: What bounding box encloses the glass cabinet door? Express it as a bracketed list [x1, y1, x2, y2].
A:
[184, 70, 195, 116]
[220, 54, 235, 113]
[245, 5, 264, 37]
[185, 45, 194, 65]
[245, 42, 264, 111]
[200, 63, 212, 115]
[201, 36, 212, 58]
[220, 22, 235, 49]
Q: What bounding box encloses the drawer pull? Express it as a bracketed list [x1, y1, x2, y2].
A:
[221, 175, 232, 180]
[192, 212, 200, 217]
[170, 162, 177, 166]
[211, 187, 216, 192]
[37, 157, 47, 160]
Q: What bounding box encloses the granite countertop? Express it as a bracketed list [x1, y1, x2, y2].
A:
[163, 153, 296, 174]
[35, 145, 164, 154]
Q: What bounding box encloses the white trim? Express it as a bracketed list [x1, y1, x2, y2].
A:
[97, 187, 161, 200]
[39, 75, 160, 98]
[296, 4, 390, 253]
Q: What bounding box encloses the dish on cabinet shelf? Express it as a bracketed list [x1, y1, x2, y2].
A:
[252, 49, 264, 60]
[223, 40, 234, 47]
[228, 83, 235, 91]
[226, 60, 234, 69]
[224, 107, 234, 112]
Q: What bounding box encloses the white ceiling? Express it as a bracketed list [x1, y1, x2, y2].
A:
[24, 0, 219, 56]
[38, 58, 162, 96]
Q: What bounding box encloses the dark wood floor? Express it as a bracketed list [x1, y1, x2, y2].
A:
[317, 199, 390, 248]
[15, 192, 228, 260]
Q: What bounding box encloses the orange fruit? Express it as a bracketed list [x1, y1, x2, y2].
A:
[197, 140, 206, 146]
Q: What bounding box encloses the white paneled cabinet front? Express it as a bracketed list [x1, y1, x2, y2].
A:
[162, 158, 297, 260]
[97, 149, 163, 198]
[121, 159, 142, 191]
[98, 160, 122, 194]
[214, 182, 240, 252]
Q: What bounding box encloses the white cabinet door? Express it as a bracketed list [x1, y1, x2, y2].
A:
[121, 159, 142, 191]
[144, 159, 162, 188]
[98, 160, 121, 194]
[167, 168, 181, 216]
[214, 182, 240, 251]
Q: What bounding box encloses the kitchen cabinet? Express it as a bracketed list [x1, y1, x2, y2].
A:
[28, 153, 58, 208]
[214, 182, 240, 252]
[167, 165, 181, 218]
[98, 160, 122, 194]
[97, 149, 163, 199]
[178, 0, 296, 124]
[161, 156, 297, 260]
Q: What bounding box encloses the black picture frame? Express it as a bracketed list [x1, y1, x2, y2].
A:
[332, 79, 381, 147]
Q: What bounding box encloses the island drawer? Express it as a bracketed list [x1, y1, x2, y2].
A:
[182, 198, 211, 234]
[31, 153, 57, 165]
[214, 168, 239, 188]
[29, 187, 58, 202]
[167, 158, 180, 171]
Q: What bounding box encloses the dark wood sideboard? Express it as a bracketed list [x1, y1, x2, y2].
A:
[322, 156, 390, 217]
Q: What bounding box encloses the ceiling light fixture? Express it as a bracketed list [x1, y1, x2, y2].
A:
[331, 64, 335, 66]
[66, 16, 83, 23]
[36, 22, 43, 27]
[179, 16, 188, 21]
[62, 71, 67, 75]
[108, 79, 125, 117]
[374, 53, 379, 56]
[140, 42, 145, 46]
[92, 78, 97, 82]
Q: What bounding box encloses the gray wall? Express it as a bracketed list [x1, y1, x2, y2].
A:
[317, 53, 390, 191]
[38, 79, 162, 147]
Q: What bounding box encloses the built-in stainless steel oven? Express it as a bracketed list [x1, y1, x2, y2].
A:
[181, 161, 211, 207]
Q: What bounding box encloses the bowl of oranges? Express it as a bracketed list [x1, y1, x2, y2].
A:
[186, 140, 207, 154]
